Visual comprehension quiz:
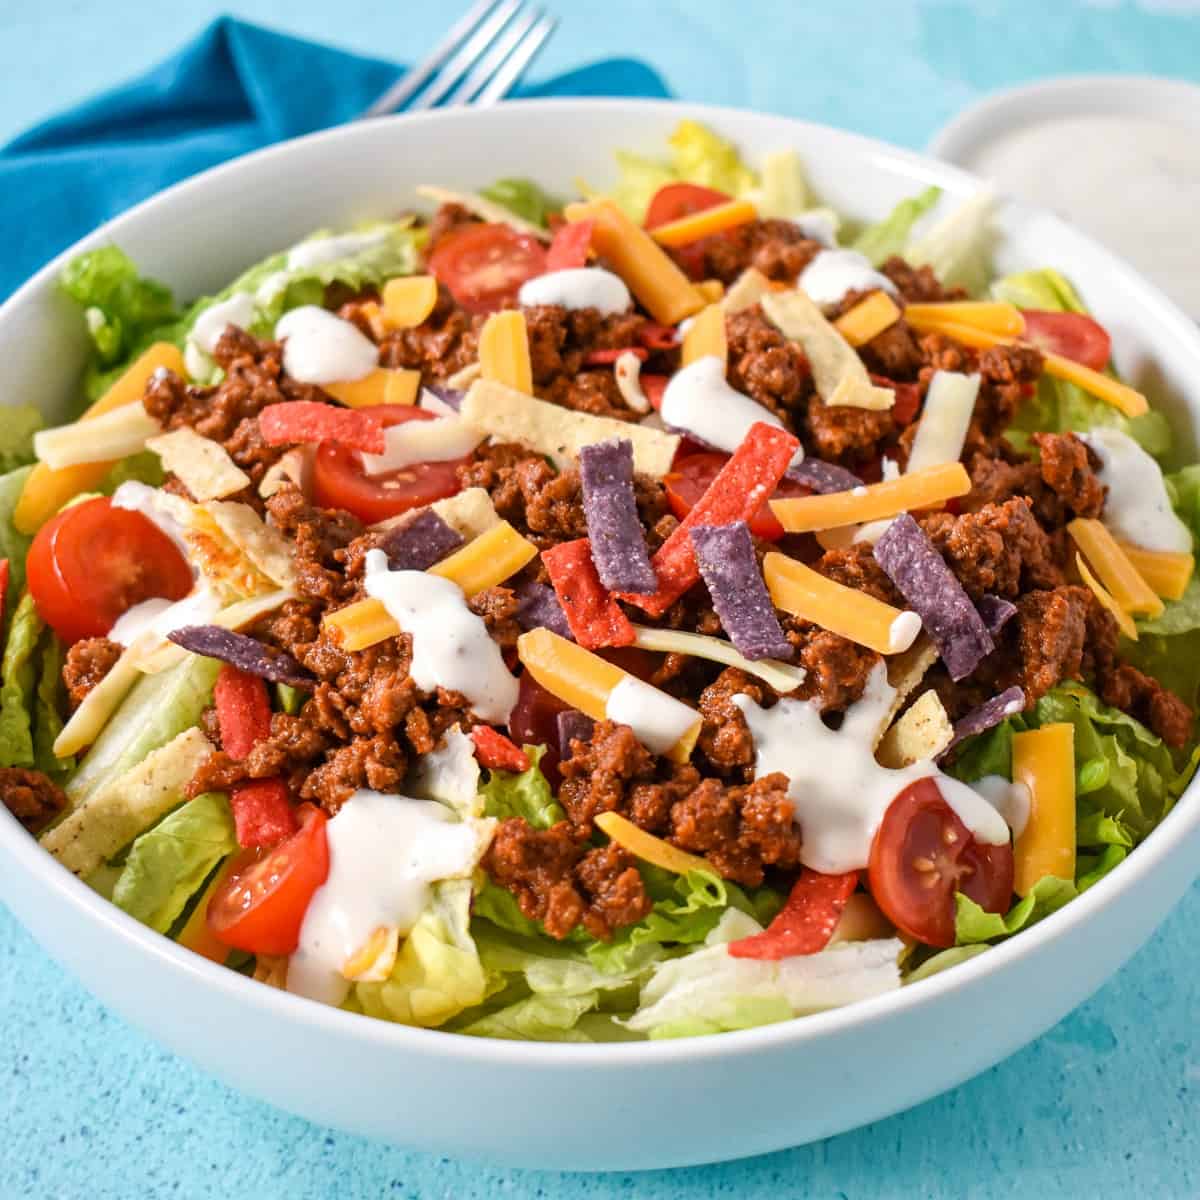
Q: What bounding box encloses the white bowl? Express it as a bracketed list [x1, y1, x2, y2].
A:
[2, 99, 1199, 1171]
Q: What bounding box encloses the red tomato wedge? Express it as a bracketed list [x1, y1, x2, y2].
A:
[545, 219, 593, 271]
[208, 803, 330, 956]
[869, 374, 921, 426]
[427, 222, 548, 314]
[728, 869, 859, 959]
[868, 778, 1014, 948]
[644, 183, 731, 230]
[312, 404, 465, 524]
[26, 497, 193, 645]
[664, 451, 812, 541]
[1020, 310, 1112, 372]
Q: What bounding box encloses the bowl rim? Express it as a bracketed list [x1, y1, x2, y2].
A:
[928, 72, 1200, 161]
[3, 94, 1200, 1067]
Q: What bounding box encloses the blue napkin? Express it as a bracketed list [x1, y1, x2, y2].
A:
[0, 15, 669, 301]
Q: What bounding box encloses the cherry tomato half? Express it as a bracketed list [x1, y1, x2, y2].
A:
[644, 183, 731, 230]
[26, 496, 193, 645]
[427, 222, 548, 314]
[664, 451, 812, 542]
[868, 778, 1014, 948]
[508, 671, 571, 786]
[208, 803, 330, 956]
[312, 405, 466, 524]
[1021, 310, 1112, 372]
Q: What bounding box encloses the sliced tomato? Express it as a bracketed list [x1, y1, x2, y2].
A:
[664, 451, 812, 542]
[868, 778, 1014, 948]
[26, 496, 193, 645]
[1021, 310, 1111, 372]
[427, 222, 548, 314]
[508, 671, 571, 786]
[312, 404, 465, 524]
[644, 183, 731, 230]
[545, 219, 593, 271]
[870, 374, 922, 426]
[208, 803, 329, 956]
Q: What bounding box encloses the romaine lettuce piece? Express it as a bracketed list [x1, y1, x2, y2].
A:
[0, 407, 43, 474]
[32, 632, 72, 780]
[0, 466, 34, 606]
[905, 190, 997, 296]
[477, 744, 563, 829]
[955, 875, 1077, 944]
[64, 654, 221, 807]
[851, 186, 941, 267]
[112, 791, 236, 933]
[479, 178, 560, 228]
[0, 592, 43, 770]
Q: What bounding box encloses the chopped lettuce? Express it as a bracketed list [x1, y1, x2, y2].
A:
[955, 875, 1077, 944]
[32, 632, 72, 780]
[753, 149, 809, 220]
[904, 943, 990, 983]
[479, 178, 560, 228]
[406, 725, 482, 820]
[275, 683, 307, 716]
[611, 119, 760, 222]
[0, 466, 34, 606]
[0, 407, 43, 474]
[478, 745, 563, 829]
[851, 186, 941, 267]
[905, 190, 997, 297]
[111, 791, 236, 933]
[0, 593, 43, 770]
[64, 654, 221, 807]
[353, 879, 487, 1028]
[1166, 464, 1200, 541]
[995, 267, 1172, 456]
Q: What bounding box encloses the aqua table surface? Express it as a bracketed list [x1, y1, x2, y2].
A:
[2, 1, 1200, 1195]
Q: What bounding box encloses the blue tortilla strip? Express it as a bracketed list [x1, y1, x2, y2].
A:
[578, 438, 658, 594]
[557, 709, 596, 759]
[378, 509, 464, 572]
[976, 594, 1017, 637]
[689, 521, 794, 661]
[425, 385, 464, 411]
[785, 459, 862, 494]
[940, 686, 1027, 760]
[167, 626, 315, 687]
[514, 580, 574, 641]
[873, 514, 994, 681]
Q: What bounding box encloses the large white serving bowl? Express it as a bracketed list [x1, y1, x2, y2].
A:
[1, 99, 1198, 1172]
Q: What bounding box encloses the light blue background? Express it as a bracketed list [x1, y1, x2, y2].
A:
[2, 1, 1199, 1195]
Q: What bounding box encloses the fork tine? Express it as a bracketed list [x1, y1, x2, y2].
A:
[408, 0, 523, 113]
[362, 0, 503, 118]
[472, 12, 557, 106]
[445, 6, 540, 106]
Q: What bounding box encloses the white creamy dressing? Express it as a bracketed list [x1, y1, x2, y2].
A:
[287, 790, 488, 1006]
[363, 549, 518, 723]
[518, 267, 631, 315]
[791, 210, 838, 248]
[110, 481, 193, 564]
[185, 292, 258, 379]
[972, 774, 1032, 839]
[360, 415, 483, 476]
[733, 662, 1011, 874]
[888, 611, 923, 654]
[659, 356, 797, 458]
[286, 229, 387, 271]
[274, 305, 379, 385]
[962, 114, 1200, 316]
[1080, 428, 1192, 553]
[797, 249, 898, 307]
[108, 585, 221, 648]
[604, 676, 697, 756]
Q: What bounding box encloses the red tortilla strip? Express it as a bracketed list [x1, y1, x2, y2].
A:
[728, 869, 859, 959]
[470, 726, 531, 773]
[619, 421, 800, 618]
[258, 401, 385, 453]
[541, 538, 636, 649]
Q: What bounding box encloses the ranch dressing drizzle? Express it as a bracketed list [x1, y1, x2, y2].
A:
[605, 676, 697, 756]
[518, 267, 632, 315]
[108, 585, 221, 649]
[1079, 429, 1192, 553]
[110, 481, 194, 565]
[286, 229, 388, 271]
[733, 662, 1010, 875]
[798, 249, 898, 307]
[274, 305, 379, 384]
[659, 356, 797, 458]
[363, 549, 518, 723]
[972, 775, 1032, 839]
[185, 292, 258, 379]
[287, 790, 488, 1006]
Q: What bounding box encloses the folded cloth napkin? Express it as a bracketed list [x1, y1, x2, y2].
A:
[0, 15, 669, 300]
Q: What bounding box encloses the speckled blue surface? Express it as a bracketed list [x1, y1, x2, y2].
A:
[3, 1, 1200, 1194]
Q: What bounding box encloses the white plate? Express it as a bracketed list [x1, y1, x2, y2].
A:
[929, 74, 1200, 316]
[2, 98, 1200, 1170]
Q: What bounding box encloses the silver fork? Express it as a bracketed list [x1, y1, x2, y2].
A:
[361, 0, 557, 119]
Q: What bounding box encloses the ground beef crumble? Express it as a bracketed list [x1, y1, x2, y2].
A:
[62, 637, 122, 711]
[0, 768, 66, 834]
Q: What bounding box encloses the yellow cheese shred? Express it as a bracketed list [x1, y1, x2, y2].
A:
[594, 811, 713, 877]
[904, 301, 1024, 337]
[1012, 724, 1076, 896]
[681, 303, 727, 366]
[770, 462, 971, 533]
[380, 275, 439, 330]
[479, 310, 533, 395]
[321, 367, 421, 408]
[833, 291, 902, 347]
[648, 198, 758, 248]
[1115, 542, 1195, 601]
[1069, 518, 1163, 616]
[1076, 554, 1138, 640]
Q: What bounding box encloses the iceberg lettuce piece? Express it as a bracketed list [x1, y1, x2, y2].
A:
[955, 875, 1077, 945]
[479, 178, 560, 228]
[0, 592, 43, 770]
[112, 791, 236, 933]
[905, 190, 997, 297]
[0, 466, 34, 607]
[851, 185, 941, 267]
[477, 744, 563, 829]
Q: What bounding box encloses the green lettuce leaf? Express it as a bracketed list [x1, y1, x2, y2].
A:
[851, 186, 941, 267]
[0, 466, 34, 608]
[354, 879, 487, 1029]
[275, 682, 307, 716]
[32, 632, 72, 780]
[0, 592, 43, 769]
[0, 407, 43, 474]
[994, 266, 1172, 456]
[905, 190, 997, 296]
[64, 654, 221, 807]
[904, 944, 990, 983]
[478, 745, 564, 829]
[111, 791, 236, 933]
[610, 120, 759, 222]
[480, 178, 559, 227]
[1166, 465, 1200, 541]
[955, 875, 1077, 944]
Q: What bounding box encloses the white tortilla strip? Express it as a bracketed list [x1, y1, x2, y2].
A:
[146, 428, 250, 501]
[203, 501, 297, 589]
[876, 689, 955, 768]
